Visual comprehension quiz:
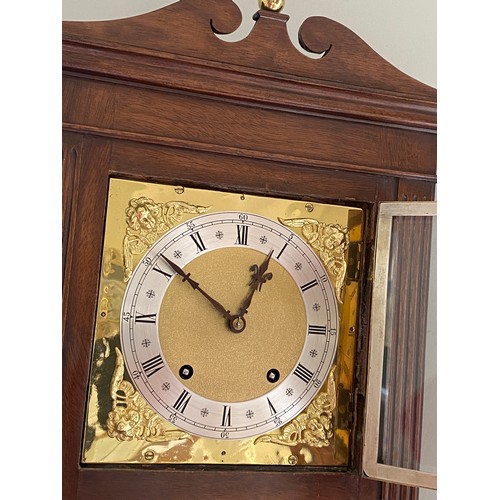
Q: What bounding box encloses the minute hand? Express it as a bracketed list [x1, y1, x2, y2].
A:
[237, 249, 274, 318]
[162, 256, 232, 321]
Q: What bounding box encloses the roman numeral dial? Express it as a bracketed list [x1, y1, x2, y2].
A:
[120, 210, 340, 441]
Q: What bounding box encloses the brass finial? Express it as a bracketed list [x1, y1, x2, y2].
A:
[259, 0, 285, 12]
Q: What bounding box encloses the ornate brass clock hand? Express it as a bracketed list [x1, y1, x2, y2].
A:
[162, 256, 246, 333]
[237, 249, 274, 319]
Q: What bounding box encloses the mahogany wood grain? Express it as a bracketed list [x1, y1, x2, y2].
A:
[62, 2, 436, 499]
[63, 76, 436, 182]
[62, 45, 435, 131]
[77, 468, 381, 500]
[63, 1, 435, 100]
[105, 138, 399, 203]
[62, 136, 112, 499]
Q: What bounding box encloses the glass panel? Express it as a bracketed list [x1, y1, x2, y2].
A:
[363, 202, 437, 489]
[419, 487, 437, 500]
[378, 215, 436, 474]
[420, 219, 437, 475]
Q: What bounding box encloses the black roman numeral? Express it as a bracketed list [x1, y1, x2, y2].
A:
[135, 312, 157, 324]
[222, 405, 231, 426]
[154, 256, 173, 279]
[190, 232, 206, 253]
[276, 243, 288, 260]
[236, 225, 249, 245]
[267, 397, 277, 415]
[293, 363, 314, 384]
[308, 325, 327, 335]
[173, 390, 192, 413]
[300, 279, 318, 293]
[141, 354, 164, 378]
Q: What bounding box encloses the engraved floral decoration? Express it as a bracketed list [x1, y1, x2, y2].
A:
[254, 368, 336, 448]
[107, 348, 192, 443]
[123, 197, 210, 281]
[279, 218, 349, 303]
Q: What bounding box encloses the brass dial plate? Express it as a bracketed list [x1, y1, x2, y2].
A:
[82, 178, 363, 466]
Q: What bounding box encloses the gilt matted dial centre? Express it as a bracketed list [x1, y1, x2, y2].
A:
[121, 212, 339, 439]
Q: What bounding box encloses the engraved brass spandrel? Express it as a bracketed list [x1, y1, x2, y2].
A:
[123, 197, 210, 281]
[107, 347, 192, 443]
[279, 217, 350, 304]
[255, 367, 336, 448]
[82, 178, 363, 466]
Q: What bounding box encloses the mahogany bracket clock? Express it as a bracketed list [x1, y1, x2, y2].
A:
[62, 1, 436, 498]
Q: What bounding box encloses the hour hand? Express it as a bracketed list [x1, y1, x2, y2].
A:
[162, 256, 232, 322]
[237, 249, 274, 318]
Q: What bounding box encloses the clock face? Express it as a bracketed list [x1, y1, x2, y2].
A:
[120, 211, 339, 440]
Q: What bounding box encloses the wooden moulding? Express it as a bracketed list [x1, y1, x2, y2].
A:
[62, 75, 437, 184]
[63, 0, 436, 132]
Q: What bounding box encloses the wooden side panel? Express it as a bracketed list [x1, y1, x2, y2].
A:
[62, 136, 112, 500]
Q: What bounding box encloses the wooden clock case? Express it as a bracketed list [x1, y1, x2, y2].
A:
[62, 1, 436, 498]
